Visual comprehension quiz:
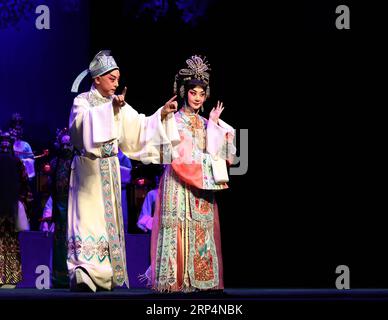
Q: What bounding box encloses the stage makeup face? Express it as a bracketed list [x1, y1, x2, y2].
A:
[94, 69, 120, 97]
[187, 86, 206, 111]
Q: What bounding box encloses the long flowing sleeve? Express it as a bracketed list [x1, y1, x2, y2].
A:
[206, 119, 236, 163]
[205, 118, 236, 184]
[69, 87, 180, 162]
[69, 93, 118, 156]
[119, 105, 180, 164]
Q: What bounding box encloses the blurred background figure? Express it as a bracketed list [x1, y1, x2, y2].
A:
[137, 169, 163, 287]
[39, 127, 73, 288]
[0, 131, 30, 289]
[9, 113, 37, 229]
[128, 163, 164, 234]
[137, 173, 162, 233]
[40, 196, 55, 233]
[9, 113, 35, 180]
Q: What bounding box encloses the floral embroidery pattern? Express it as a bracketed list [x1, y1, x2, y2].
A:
[99, 157, 127, 286]
[154, 166, 218, 291]
[192, 224, 215, 282]
[87, 90, 111, 107]
[67, 235, 109, 263]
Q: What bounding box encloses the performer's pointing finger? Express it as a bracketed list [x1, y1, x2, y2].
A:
[167, 95, 177, 104]
[122, 86, 127, 98]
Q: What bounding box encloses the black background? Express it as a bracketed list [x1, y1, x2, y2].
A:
[1, 0, 385, 289]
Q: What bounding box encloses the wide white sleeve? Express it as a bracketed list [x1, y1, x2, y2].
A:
[206, 119, 236, 161]
[90, 102, 117, 143]
[119, 105, 180, 164]
[69, 95, 118, 154]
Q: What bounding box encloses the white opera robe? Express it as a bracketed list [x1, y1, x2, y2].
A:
[67, 86, 179, 290]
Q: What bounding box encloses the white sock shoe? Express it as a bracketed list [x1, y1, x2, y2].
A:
[0, 284, 16, 289]
[72, 268, 97, 292]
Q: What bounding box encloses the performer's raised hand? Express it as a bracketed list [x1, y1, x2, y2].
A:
[161, 95, 178, 120]
[113, 86, 127, 111]
[209, 101, 224, 124]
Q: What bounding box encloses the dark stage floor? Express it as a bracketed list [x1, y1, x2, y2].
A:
[1, 288, 388, 301]
[2, 288, 387, 318]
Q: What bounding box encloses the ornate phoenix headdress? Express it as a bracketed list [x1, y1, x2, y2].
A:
[173, 55, 211, 98]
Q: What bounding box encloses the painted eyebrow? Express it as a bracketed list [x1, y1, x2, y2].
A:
[189, 89, 205, 93]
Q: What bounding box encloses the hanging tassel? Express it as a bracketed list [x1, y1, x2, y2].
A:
[206, 86, 210, 98]
[138, 265, 152, 286]
[179, 85, 185, 98]
[173, 76, 178, 95]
